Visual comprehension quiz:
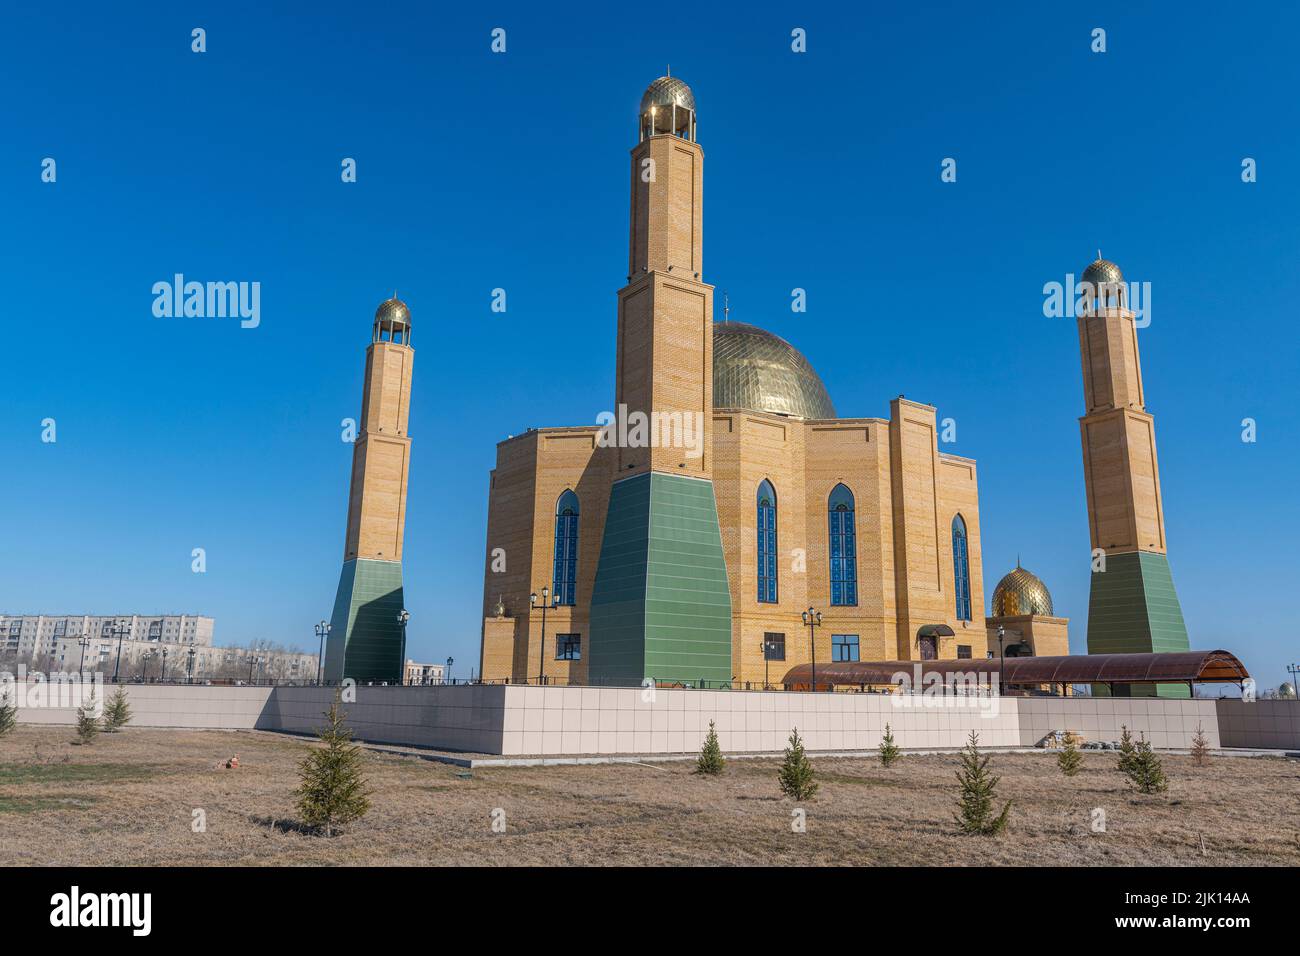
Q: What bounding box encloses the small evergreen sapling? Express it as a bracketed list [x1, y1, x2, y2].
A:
[74, 691, 100, 745]
[778, 728, 818, 801]
[954, 731, 1011, 835]
[1117, 725, 1138, 777]
[878, 723, 901, 767]
[1057, 732, 1083, 777]
[1190, 724, 1210, 768]
[295, 699, 371, 836]
[1124, 733, 1168, 794]
[696, 719, 725, 775]
[0, 690, 16, 738]
[102, 687, 132, 732]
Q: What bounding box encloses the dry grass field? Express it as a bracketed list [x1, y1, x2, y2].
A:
[1, 726, 1297, 866]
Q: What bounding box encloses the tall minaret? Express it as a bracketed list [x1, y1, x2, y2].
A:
[1076, 256, 1189, 690]
[324, 297, 415, 683]
[588, 75, 732, 686]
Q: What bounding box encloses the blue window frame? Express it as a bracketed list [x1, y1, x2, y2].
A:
[952, 514, 971, 621]
[553, 490, 579, 606]
[757, 480, 777, 603]
[832, 634, 860, 662]
[828, 483, 858, 606]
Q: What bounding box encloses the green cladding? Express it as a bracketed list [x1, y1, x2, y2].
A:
[1088, 550, 1190, 698]
[324, 558, 404, 683]
[589, 472, 732, 686]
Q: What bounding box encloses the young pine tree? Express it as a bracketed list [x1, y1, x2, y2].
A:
[1057, 732, 1083, 777]
[295, 699, 371, 836]
[1190, 724, 1210, 768]
[878, 723, 901, 768]
[696, 719, 725, 775]
[778, 728, 818, 801]
[954, 731, 1011, 835]
[102, 687, 132, 733]
[1124, 733, 1169, 794]
[1116, 725, 1138, 777]
[0, 690, 16, 738]
[74, 691, 100, 745]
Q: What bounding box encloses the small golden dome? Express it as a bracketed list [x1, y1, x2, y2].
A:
[991, 564, 1054, 617]
[374, 296, 410, 329]
[1082, 256, 1123, 288]
[640, 75, 695, 116]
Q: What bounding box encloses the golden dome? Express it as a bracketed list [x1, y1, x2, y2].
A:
[991, 564, 1054, 617]
[713, 321, 836, 420]
[640, 75, 695, 116]
[1082, 255, 1123, 288]
[374, 296, 410, 329]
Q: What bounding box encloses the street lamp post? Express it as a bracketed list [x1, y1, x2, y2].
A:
[77, 632, 90, 676]
[1286, 663, 1300, 699]
[186, 646, 196, 684]
[760, 638, 773, 690]
[111, 620, 129, 683]
[996, 624, 1006, 697]
[446, 656, 454, 685]
[161, 647, 168, 683]
[314, 621, 331, 685]
[529, 587, 557, 685]
[142, 649, 155, 682]
[397, 610, 410, 685]
[801, 607, 822, 691]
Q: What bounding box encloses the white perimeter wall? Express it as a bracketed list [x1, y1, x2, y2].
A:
[8, 682, 1296, 756]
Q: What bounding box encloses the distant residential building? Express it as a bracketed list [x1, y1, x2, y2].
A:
[0, 614, 316, 682]
[403, 660, 446, 686]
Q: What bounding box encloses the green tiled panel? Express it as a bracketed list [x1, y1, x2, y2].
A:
[1087, 550, 1189, 699]
[324, 558, 404, 684]
[590, 472, 733, 686]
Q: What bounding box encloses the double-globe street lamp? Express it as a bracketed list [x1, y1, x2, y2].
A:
[801, 607, 822, 691]
[529, 586, 558, 685]
[77, 631, 90, 675]
[446, 656, 454, 685]
[111, 620, 130, 683]
[315, 620, 331, 685]
[186, 645, 197, 684]
[397, 609, 410, 685]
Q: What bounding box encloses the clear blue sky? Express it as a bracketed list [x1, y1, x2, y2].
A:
[3, 1, 1297, 690]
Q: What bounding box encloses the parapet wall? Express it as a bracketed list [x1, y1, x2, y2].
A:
[7, 682, 1296, 756]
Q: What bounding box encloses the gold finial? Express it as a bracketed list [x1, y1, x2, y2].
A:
[666, 64, 670, 77]
[723, 291, 729, 323]
[1096, 249, 1102, 261]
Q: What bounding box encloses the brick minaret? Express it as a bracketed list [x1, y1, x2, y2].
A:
[589, 75, 732, 685]
[1076, 255, 1188, 693]
[324, 297, 414, 683]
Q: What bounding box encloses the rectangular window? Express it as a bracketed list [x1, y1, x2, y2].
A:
[763, 632, 786, 661]
[957, 645, 972, 659]
[555, 633, 581, 661]
[831, 634, 860, 662]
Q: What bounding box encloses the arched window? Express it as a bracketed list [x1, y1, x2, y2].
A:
[757, 480, 777, 603]
[952, 514, 971, 621]
[552, 490, 579, 606]
[828, 483, 857, 606]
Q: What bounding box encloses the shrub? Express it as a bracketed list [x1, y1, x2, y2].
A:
[879, 723, 901, 767]
[954, 731, 1011, 835]
[0, 690, 16, 738]
[74, 691, 100, 745]
[778, 728, 818, 801]
[1190, 724, 1210, 768]
[696, 719, 725, 775]
[1124, 733, 1169, 794]
[102, 687, 132, 733]
[1057, 732, 1083, 777]
[295, 699, 371, 836]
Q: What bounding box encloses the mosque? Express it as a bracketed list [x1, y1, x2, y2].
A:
[468, 74, 1189, 691]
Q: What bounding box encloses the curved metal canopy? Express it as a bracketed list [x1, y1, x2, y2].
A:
[781, 650, 1250, 687]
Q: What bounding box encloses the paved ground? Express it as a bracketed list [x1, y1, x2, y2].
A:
[1, 726, 1297, 866]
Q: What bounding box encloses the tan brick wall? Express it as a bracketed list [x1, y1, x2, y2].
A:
[344, 342, 413, 562]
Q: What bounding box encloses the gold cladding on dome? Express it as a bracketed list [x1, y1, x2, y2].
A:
[991, 565, 1054, 617]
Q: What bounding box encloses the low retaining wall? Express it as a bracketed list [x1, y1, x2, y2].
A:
[8, 682, 1297, 755]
